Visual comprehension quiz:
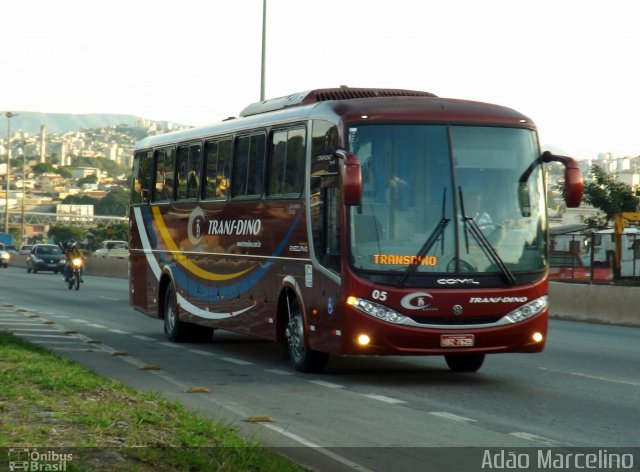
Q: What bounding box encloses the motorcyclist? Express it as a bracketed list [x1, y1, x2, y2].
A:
[63, 240, 84, 283]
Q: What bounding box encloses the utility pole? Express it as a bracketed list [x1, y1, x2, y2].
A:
[20, 141, 27, 243]
[4, 112, 17, 234]
[260, 0, 267, 101]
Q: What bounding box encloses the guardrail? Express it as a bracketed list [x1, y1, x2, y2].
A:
[7, 255, 638, 327]
[9, 254, 128, 279]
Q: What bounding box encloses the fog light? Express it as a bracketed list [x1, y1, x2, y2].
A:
[532, 332, 544, 343]
[357, 334, 370, 346]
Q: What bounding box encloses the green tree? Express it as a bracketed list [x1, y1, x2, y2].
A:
[90, 223, 129, 246]
[582, 164, 640, 227]
[47, 224, 86, 245]
[61, 195, 98, 205]
[95, 189, 129, 216]
[56, 167, 72, 178]
[32, 162, 55, 175]
[78, 174, 99, 186]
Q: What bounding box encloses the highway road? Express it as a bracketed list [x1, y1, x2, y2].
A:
[1, 266, 639, 472]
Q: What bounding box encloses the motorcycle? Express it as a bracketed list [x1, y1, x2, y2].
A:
[66, 257, 83, 290]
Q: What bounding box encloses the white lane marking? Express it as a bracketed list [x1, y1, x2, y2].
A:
[221, 357, 253, 366]
[361, 394, 407, 405]
[510, 432, 568, 447]
[0, 320, 43, 325]
[15, 333, 74, 339]
[98, 296, 120, 301]
[117, 354, 154, 370]
[263, 424, 376, 472]
[539, 367, 640, 387]
[188, 349, 215, 356]
[265, 369, 293, 375]
[109, 329, 130, 335]
[3, 327, 64, 332]
[309, 380, 345, 389]
[70, 319, 89, 324]
[429, 411, 477, 423]
[51, 348, 101, 352]
[133, 335, 156, 341]
[88, 324, 107, 329]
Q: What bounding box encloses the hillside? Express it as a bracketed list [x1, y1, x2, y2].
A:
[5, 112, 141, 135]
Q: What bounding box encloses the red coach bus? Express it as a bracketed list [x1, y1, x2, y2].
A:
[129, 87, 583, 373]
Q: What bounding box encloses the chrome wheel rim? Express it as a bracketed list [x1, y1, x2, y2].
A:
[166, 296, 176, 333]
[287, 315, 305, 362]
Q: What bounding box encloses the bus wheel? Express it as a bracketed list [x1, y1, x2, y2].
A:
[444, 354, 485, 372]
[285, 298, 329, 373]
[164, 284, 187, 342]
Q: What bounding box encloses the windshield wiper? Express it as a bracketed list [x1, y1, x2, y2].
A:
[459, 187, 516, 286]
[397, 188, 450, 288]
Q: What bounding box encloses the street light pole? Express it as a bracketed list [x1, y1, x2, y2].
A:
[260, 0, 267, 101]
[20, 142, 26, 243]
[4, 112, 17, 234]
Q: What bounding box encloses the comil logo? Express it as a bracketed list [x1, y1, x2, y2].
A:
[400, 292, 436, 311]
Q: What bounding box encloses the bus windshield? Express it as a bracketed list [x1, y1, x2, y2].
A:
[347, 124, 546, 283]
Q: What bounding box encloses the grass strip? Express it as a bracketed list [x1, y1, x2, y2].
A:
[0, 331, 305, 471]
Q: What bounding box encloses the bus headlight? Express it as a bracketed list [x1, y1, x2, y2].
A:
[504, 296, 548, 323]
[347, 297, 407, 324]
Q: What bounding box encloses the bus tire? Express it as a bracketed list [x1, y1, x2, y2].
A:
[285, 297, 329, 373]
[163, 284, 188, 342]
[444, 354, 485, 372]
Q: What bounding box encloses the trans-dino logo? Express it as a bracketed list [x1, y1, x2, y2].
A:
[187, 207, 206, 245]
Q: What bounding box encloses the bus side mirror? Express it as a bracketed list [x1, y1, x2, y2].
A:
[335, 149, 362, 206]
[562, 158, 583, 208]
[540, 151, 583, 208]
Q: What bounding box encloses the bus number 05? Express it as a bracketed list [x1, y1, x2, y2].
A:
[372, 290, 388, 301]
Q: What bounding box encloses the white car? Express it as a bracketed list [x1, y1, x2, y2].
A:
[0, 249, 10, 268]
[94, 240, 129, 259]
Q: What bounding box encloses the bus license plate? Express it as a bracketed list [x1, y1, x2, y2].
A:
[440, 334, 475, 347]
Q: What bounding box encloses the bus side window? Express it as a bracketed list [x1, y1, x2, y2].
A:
[269, 127, 305, 196]
[132, 150, 152, 204]
[152, 147, 175, 203]
[204, 139, 231, 200]
[233, 133, 265, 197]
[176, 145, 189, 200]
[176, 143, 201, 201]
[187, 143, 202, 199]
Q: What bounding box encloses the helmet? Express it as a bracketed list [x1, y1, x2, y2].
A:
[67, 240, 77, 249]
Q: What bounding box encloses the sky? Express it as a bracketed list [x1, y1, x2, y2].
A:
[2, 0, 639, 160]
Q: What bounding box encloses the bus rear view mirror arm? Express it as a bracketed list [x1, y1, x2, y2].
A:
[518, 151, 583, 213]
[334, 149, 362, 206]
